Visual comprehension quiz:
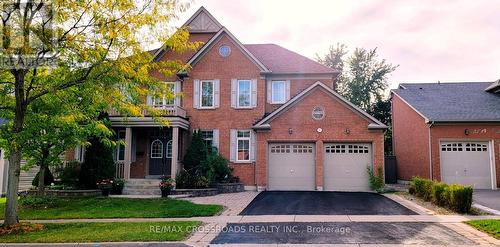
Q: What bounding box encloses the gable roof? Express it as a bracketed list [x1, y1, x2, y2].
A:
[245, 44, 337, 75]
[182, 6, 222, 33]
[392, 82, 500, 123]
[253, 81, 387, 130]
[187, 27, 270, 72]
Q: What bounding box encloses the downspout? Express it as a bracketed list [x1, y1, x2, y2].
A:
[428, 121, 434, 180]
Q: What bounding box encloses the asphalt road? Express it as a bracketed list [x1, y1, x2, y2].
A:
[211, 222, 475, 245]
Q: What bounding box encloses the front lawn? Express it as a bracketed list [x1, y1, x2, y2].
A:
[466, 219, 500, 239]
[0, 221, 200, 243]
[0, 197, 223, 220]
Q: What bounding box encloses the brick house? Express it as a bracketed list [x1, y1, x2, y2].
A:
[79, 7, 387, 192]
[391, 81, 500, 189]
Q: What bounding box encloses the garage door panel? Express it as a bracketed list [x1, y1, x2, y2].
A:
[440, 141, 492, 189]
[268, 143, 315, 191]
[324, 143, 372, 191]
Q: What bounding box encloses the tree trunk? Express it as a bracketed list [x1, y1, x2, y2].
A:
[4, 149, 21, 225]
[4, 70, 27, 226]
[37, 163, 46, 195]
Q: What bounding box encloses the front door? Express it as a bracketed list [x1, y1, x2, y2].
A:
[149, 137, 172, 176]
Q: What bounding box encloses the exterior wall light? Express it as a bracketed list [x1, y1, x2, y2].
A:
[288, 128, 293, 135]
[345, 128, 351, 135]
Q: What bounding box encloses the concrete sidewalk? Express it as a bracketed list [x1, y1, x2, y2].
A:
[4, 214, 499, 224]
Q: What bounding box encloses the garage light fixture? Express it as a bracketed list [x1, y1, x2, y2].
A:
[288, 128, 293, 135]
[345, 128, 351, 135]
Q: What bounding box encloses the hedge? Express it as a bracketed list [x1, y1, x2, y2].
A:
[409, 177, 473, 213]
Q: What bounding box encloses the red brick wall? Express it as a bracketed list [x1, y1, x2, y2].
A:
[391, 93, 431, 180]
[430, 125, 500, 188]
[181, 34, 264, 185]
[256, 88, 385, 188]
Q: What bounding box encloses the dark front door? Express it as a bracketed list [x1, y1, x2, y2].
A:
[149, 137, 172, 176]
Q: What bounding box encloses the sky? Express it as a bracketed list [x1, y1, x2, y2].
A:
[173, 0, 500, 89]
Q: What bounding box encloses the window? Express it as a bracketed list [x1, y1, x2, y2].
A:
[312, 106, 325, 120]
[151, 139, 163, 158]
[74, 145, 85, 163]
[200, 130, 214, 149]
[271, 81, 286, 104]
[151, 83, 175, 107]
[237, 130, 251, 161]
[237, 80, 251, 107]
[166, 140, 172, 158]
[200, 80, 214, 108]
[116, 130, 126, 161]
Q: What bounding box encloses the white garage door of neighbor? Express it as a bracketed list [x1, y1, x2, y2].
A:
[324, 143, 372, 191]
[440, 141, 492, 189]
[268, 143, 315, 190]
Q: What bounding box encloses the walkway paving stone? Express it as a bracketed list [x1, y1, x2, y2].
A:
[184, 191, 259, 216]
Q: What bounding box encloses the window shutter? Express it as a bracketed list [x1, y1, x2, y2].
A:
[250, 131, 256, 161]
[146, 95, 153, 106]
[229, 129, 236, 162]
[285, 80, 291, 101]
[267, 80, 272, 103]
[213, 129, 219, 151]
[231, 79, 237, 108]
[193, 79, 200, 109]
[251, 79, 257, 108]
[174, 81, 181, 106]
[214, 79, 220, 108]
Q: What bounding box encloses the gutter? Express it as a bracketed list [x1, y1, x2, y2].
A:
[428, 121, 434, 180]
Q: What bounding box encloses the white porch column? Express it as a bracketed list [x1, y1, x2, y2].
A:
[171, 127, 179, 178]
[124, 127, 132, 179]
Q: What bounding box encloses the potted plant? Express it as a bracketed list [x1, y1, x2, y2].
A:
[159, 176, 175, 198]
[96, 179, 113, 196]
[111, 178, 125, 195]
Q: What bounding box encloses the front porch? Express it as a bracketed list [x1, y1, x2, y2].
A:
[113, 125, 188, 180]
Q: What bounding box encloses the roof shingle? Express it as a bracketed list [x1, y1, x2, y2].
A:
[244, 44, 337, 74]
[392, 82, 500, 122]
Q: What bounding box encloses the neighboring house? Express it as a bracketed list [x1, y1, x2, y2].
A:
[108, 7, 387, 192]
[391, 81, 500, 190]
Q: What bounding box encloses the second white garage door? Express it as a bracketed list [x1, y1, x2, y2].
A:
[268, 143, 315, 190]
[324, 143, 372, 191]
[440, 141, 492, 189]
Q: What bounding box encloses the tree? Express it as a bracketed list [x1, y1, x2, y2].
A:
[317, 44, 398, 111]
[22, 86, 113, 193]
[79, 135, 116, 189]
[182, 131, 208, 173]
[317, 44, 397, 155]
[0, 0, 199, 226]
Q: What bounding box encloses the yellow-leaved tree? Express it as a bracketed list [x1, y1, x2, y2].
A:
[0, 0, 200, 226]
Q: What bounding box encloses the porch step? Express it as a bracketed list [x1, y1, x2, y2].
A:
[19, 166, 39, 191]
[123, 179, 161, 195]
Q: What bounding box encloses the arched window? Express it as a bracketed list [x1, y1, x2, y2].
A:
[166, 140, 173, 158]
[151, 139, 163, 158]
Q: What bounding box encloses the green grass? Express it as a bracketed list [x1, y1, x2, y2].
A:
[0, 197, 223, 220]
[466, 219, 500, 239]
[0, 221, 201, 243]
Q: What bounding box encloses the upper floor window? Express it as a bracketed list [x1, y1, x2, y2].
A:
[238, 80, 251, 107]
[271, 81, 286, 104]
[150, 82, 176, 107]
[201, 80, 215, 108]
[237, 130, 251, 161]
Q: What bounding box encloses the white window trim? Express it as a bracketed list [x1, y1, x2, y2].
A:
[166, 140, 173, 158]
[236, 130, 251, 162]
[200, 80, 215, 109]
[116, 130, 126, 161]
[150, 139, 164, 158]
[237, 79, 252, 108]
[271, 80, 286, 104]
[151, 82, 175, 108]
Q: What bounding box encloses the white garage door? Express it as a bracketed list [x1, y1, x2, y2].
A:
[440, 141, 492, 189]
[268, 143, 315, 190]
[324, 143, 372, 191]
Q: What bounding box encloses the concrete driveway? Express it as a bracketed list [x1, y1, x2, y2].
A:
[240, 191, 417, 215]
[211, 222, 475, 245]
[474, 189, 500, 214]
